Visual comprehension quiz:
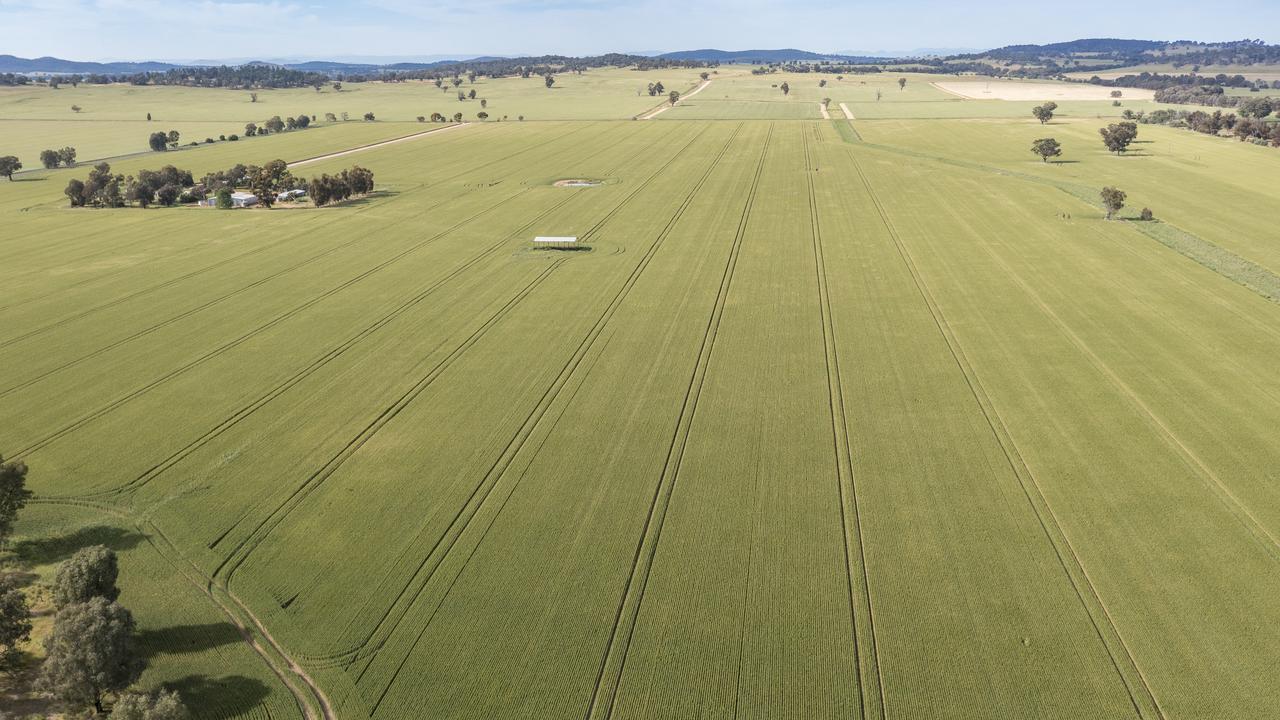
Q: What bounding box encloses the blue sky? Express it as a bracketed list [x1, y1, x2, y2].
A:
[0, 0, 1275, 61]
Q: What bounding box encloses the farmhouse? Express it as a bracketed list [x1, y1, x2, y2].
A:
[276, 189, 306, 203]
[231, 191, 259, 207]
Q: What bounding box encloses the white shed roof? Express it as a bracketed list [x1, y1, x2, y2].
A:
[533, 236, 578, 243]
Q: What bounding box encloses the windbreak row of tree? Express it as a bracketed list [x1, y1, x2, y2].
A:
[1129, 106, 1280, 147]
[243, 113, 312, 137]
[62, 159, 376, 208]
[307, 166, 374, 207]
[1152, 85, 1276, 108]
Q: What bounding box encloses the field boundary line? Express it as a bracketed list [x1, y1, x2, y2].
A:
[584, 123, 770, 720]
[640, 78, 712, 119]
[288, 123, 471, 167]
[847, 147, 1164, 720]
[802, 129, 885, 720]
[355, 124, 731, 714]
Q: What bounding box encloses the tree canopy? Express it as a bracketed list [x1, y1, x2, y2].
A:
[0, 457, 31, 547]
[38, 597, 144, 714]
[54, 545, 120, 608]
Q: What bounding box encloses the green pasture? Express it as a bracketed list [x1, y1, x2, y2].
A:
[2, 70, 1280, 720]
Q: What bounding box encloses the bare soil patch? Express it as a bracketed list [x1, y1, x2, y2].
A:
[932, 81, 1155, 101]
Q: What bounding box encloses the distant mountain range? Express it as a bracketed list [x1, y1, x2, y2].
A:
[0, 49, 889, 73]
[0, 55, 180, 73]
[0, 54, 480, 75]
[656, 48, 889, 63]
[3, 40, 1276, 76]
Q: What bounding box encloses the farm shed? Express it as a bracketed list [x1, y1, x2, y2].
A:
[533, 236, 579, 249]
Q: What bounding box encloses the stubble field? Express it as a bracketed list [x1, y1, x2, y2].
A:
[3, 68, 1280, 720]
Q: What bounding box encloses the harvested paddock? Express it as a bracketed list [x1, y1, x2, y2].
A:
[933, 80, 1156, 101]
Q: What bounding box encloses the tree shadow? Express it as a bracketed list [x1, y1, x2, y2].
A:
[162, 675, 270, 717]
[11, 525, 144, 567]
[138, 622, 245, 660]
[1050, 160, 1081, 164]
[10, 177, 47, 182]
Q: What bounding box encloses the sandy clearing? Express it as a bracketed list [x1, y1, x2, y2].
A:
[641, 79, 712, 119]
[289, 122, 471, 168]
[818, 102, 831, 120]
[932, 81, 1155, 102]
[839, 102, 855, 120]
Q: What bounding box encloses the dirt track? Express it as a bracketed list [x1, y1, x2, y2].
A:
[290, 122, 471, 168]
[641, 79, 712, 119]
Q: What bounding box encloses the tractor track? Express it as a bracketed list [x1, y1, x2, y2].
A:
[354, 123, 734, 715]
[285, 123, 711, 668]
[583, 123, 772, 720]
[6, 186, 536, 461]
[0, 122, 591, 321]
[848, 146, 1163, 720]
[802, 128, 886, 720]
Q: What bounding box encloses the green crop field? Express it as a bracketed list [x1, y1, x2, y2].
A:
[3, 66, 1280, 720]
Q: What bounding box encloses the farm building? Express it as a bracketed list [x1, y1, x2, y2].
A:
[276, 189, 306, 203]
[533, 236, 579, 249]
[231, 192, 259, 207]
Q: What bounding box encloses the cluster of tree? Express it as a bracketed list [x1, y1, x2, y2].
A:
[119, 64, 329, 89]
[148, 130, 182, 151]
[63, 158, 314, 209]
[306, 166, 375, 207]
[0, 73, 32, 86]
[1099, 121, 1139, 154]
[65, 162, 197, 208]
[1131, 108, 1280, 147]
[0, 457, 188, 719]
[0, 457, 33, 670]
[1085, 71, 1275, 92]
[39, 146, 77, 169]
[243, 113, 312, 137]
[645, 81, 666, 97]
[38, 547, 186, 718]
[1153, 85, 1242, 108]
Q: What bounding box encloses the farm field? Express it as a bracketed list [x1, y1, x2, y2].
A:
[0, 66, 706, 167]
[1066, 62, 1280, 81]
[663, 71, 1160, 120]
[3, 68, 1280, 720]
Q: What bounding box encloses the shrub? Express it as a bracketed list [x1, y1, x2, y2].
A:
[1140, 207, 1154, 221]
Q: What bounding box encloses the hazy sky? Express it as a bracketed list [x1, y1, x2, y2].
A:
[0, 0, 1275, 61]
